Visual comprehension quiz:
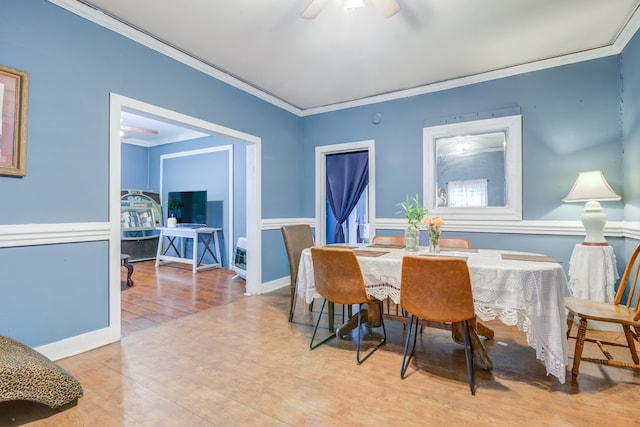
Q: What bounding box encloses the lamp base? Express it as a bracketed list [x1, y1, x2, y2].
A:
[580, 200, 609, 245]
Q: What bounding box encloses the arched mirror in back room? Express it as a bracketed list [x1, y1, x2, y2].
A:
[423, 114, 522, 221]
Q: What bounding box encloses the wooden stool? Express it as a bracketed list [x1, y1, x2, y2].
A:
[121, 254, 134, 287]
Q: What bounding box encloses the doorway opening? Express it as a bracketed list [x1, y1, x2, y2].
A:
[325, 150, 369, 245]
[109, 93, 262, 339]
[315, 140, 375, 246]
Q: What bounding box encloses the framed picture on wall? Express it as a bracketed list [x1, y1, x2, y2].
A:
[0, 63, 29, 177]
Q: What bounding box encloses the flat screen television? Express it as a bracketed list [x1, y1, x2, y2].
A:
[167, 190, 207, 225]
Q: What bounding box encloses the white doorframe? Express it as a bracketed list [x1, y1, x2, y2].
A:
[315, 140, 376, 246]
[110, 93, 262, 338]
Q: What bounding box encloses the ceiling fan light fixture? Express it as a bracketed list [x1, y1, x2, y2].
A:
[302, 0, 399, 19]
[344, 0, 365, 11]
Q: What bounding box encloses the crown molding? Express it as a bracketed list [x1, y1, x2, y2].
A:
[48, 0, 303, 116]
[48, 0, 640, 118]
[301, 45, 622, 116]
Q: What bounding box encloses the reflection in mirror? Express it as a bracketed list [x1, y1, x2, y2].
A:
[423, 115, 522, 221]
[435, 132, 506, 207]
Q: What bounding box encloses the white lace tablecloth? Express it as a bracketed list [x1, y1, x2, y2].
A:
[298, 246, 569, 383]
[568, 244, 617, 303]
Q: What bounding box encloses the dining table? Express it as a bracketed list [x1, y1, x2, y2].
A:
[297, 244, 570, 384]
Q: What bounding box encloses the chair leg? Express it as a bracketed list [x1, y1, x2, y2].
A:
[622, 325, 640, 365]
[401, 315, 419, 378]
[289, 285, 297, 322]
[328, 302, 335, 332]
[566, 310, 575, 340]
[571, 317, 589, 380]
[356, 302, 387, 365]
[310, 299, 337, 350]
[461, 319, 476, 395]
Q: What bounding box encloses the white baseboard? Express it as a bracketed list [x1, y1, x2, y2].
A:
[258, 276, 290, 294]
[35, 325, 120, 361]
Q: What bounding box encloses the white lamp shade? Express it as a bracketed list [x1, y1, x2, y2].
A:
[562, 170, 621, 202]
[563, 170, 620, 245]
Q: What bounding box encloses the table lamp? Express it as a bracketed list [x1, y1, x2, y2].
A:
[562, 170, 621, 246]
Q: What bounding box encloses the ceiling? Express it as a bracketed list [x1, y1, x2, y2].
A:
[119, 110, 208, 146]
[67, 0, 640, 113]
[59, 0, 640, 143]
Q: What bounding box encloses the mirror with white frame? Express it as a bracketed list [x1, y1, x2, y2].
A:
[423, 115, 522, 221]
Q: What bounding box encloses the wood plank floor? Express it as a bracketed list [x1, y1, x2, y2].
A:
[120, 261, 247, 336]
[1, 263, 639, 426]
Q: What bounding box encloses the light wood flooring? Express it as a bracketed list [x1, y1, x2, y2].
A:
[1, 261, 639, 426]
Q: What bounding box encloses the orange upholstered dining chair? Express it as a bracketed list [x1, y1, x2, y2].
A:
[281, 224, 315, 322]
[439, 237, 471, 249]
[371, 235, 405, 247]
[565, 244, 640, 380]
[309, 246, 386, 364]
[400, 255, 476, 395]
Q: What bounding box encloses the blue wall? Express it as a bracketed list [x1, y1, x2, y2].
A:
[302, 57, 624, 222]
[622, 30, 640, 221]
[121, 143, 149, 190]
[122, 135, 249, 268]
[0, 0, 300, 346]
[1, 0, 639, 350]
[0, 242, 109, 347]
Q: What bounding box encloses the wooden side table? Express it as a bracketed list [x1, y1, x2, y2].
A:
[121, 254, 134, 287]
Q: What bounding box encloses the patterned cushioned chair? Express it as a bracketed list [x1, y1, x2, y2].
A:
[0, 335, 83, 409]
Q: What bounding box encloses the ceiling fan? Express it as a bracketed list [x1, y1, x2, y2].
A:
[301, 0, 400, 19]
[120, 124, 158, 139]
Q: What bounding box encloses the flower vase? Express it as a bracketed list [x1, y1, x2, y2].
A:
[405, 228, 419, 252]
[429, 226, 441, 253]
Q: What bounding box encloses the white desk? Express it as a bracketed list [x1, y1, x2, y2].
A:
[298, 246, 569, 383]
[155, 227, 222, 273]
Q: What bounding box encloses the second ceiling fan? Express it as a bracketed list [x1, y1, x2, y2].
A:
[301, 0, 401, 19]
[120, 124, 158, 140]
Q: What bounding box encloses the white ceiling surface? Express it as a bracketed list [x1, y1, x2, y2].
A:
[120, 111, 208, 146]
[75, 0, 640, 113]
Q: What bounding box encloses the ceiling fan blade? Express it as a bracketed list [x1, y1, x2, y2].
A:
[371, 0, 400, 18]
[301, 0, 329, 19]
[121, 125, 158, 135]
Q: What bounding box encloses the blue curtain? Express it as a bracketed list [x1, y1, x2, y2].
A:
[326, 151, 369, 243]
